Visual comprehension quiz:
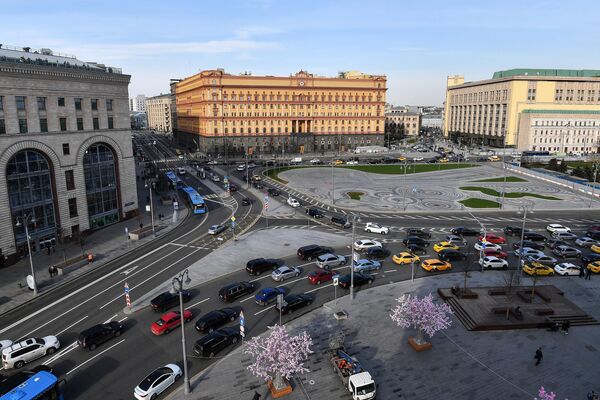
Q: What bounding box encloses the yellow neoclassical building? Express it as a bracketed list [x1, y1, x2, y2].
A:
[174, 69, 386, 155]
[444, 69, 600, 153]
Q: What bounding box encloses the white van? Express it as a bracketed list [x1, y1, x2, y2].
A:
[177, 167, 186, 175]
[2, 336, 60, 369]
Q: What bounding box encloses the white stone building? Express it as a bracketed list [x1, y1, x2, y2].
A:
[129, 94, 147, 112]
[146, 94, 172, 132]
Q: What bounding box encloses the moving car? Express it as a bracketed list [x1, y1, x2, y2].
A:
[1, 336, 60, 369]
[275, 294, 313, 314]
[421, 259, 452, 272]
[306, 208, 324, 218]
[78, 321, 123, 350]
[438, 249, 466, 261]
[297, 244, 334, 261]
[405, 228, 431, 238]
[445, 234, 466, 246]
[433, 241, 459, 253]
[503, 226, 528, 236]
[287, 197, 301, 208]
[513, 240, 545, 251]
[392, 252, 420, 265]
[308, 269, 335, 285]
[478, 233, 507, 244]
[218, 282, 255, 302]
[364, 222, 389, 235]
[150, 291, 192, 312]
[546, 224, 571, 233]
[254, 287, 286, 306]
[241, 197, 252, 206]
[309, 158, 322, 164]
[331, 216, 352, 228]
[208, 224, 227, 235]
[195, 308, 240, 333]
[552, 245, 581, 259]
[554, 263, 581, 276]
[338, 272, 375, 289]
[193, 327, 240, 357]
[268, 188, 280, 197]
[451, 227, 480, 236]
[522, 262, 554, 276]
[151, 310, 193, 336]
[479, 256, 509, 270]
[353, 239, 383, 252]
[346, 160, 358, 165]
[237, 164, 246, 171]
[177, 167, 186, 175]
[474, 241, 502, 252]
[245, 258, 281, 275]
[366, 247, 391, 259]
[551, 231, 578, 241]
[353, 259, 382, 273]
[575, 236, 598, 248]
[134, 364, 182, 400]
[315, 253, 347, 269]
[271, 265, 301, 282]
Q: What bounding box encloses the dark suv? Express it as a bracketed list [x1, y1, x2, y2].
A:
[297, 245, 334, 261]
[193, 327, 240, 357]
[268, 188, 280, 197]
[78, 321, 123, 350]
[331, 216, 351, 228]
[245, 258, 281, 275]
[405, 228, 431, 239]
[150, 290, 192, 312]
[306, 208, 324, 218]
[218, 282, 255, 302]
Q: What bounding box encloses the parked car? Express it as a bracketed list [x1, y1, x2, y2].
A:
[474, 241, 502, 252]
[254, 287, 286, 306]
[271, 265, 301, 282]
[438, 249, 467, 262]
[287, 197, 300, 208]
[268, 188, 280, 197]
[306, 208, 324, 218]
[552, 245, 581, 259]
[236, 164, 246, 171]
[591, 244, 600, 254]
[315, 253, 346, 269]
[421, 259, 452, 272]
[483, 249, 508, 259]
[331, 215, 352, 228]
[364, 222, 389, 235]
[522, 232, 546, 242]
[551, 231, 578, 241]
[195, 308, 240, 333]
[353, 259, 382, 273]
[78, 322, 123, 350]
[513, 240, 545, 251]
[150, 291, 192, 312]
[546, 224, 571, 233]
[218, 282, 255, 302]
[588, 231, 600, 241]
[402, 237, 429, 247]
[575, 236, 598, 248]
[478, 233, 507, 244]
[308, 269, 335, 285]
[338, 272, 375, 289]
[366, 247, 391, 259]
[245, 258, 281, 275]
[208, 224, 227, 235]
[582, 253, 600, 265]
[433, 241, 460, 253]
[193, 327, 240, 357]
[151, 310, 193, 336]
[445, 234, 466, 246]
[405, 228, 431, 238]
[544, 238, 567, 250]
[392, 252, 420, 265]
[309, 158, 322, 164]
[451, 227, 480, 236]
[522, 262, 554, 276]
[134, 364, 182, 400]
[554, 263, 582, 276]
[1, 336, 60, 369]
[297, 245, 334, 261]
[503, 226, 528, 236]
[526, 253, 558, 266]
[406, 244, 427, 255]
[353, 239, 383, 252]
[587, 261, 600, 273]
[479, 256, 508, 270]
[275, 294, 313, 314]
[514, 247, 544, 258]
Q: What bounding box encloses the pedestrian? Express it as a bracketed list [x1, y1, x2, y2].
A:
[139, 222, 143, 230]
[52, 266, 58, 277]
[580, 265, 585, 278]
[586, 267, 592, 280]
[534, 347, 543, 366]
[48, 266, 53, 277]
[252, 392, 261, 400]
[87, 253, 93, 265]
[561, 320, 570, 335]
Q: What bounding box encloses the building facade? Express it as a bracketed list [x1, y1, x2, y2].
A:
[173, 69, 386, 155]
[444, 69, 600, 153]
[385, 107, 421, 137]
[0, 46, 137, 265]
[146, 94, 172, 132]
[129, 94, 147, 112]
[421, 114, 443, 129]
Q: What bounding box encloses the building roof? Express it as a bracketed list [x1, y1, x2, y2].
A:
[492, 69, 600, 79]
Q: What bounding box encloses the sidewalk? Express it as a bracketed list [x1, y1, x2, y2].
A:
[0, 164, 188, 315]
[167, 272, 600, 400]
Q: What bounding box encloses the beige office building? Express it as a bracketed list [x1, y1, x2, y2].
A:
[444, 69, 600, 153]
[385, 108, 421, 137]
[146, 94, 172, 132]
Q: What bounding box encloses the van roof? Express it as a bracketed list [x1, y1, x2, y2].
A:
[349, 371, 374, 387]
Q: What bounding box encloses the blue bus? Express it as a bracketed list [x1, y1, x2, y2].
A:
[165, 171, 184, 190]
[0, 369, 64, 400]
[181, 186, 207, 214]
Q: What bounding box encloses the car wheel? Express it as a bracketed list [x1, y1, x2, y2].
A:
[295, 272, 300, 277]
[341, 259, 346, 265]
[165, 328, 171, 334]
[114, 330, 121, 337]
[209, 351, 215, 358]
[15, 361, 25, 369]
[46, 347, 56, 355]
[317, 280, 322, 285]
[185, 318, 191, 323]
[89, 344, 97, 351]
[175, 373, 182, 381]
[208, 327, 214, 333]
[230, 315, 236, 322]
[368, 280, 373, 284]
[307, 256, 313, 261]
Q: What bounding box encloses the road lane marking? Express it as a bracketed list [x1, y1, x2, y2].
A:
[254, 305, 275, 316]
[187, 298, 210, 309]
[120, 265, 139, 275]
[240, 295, 255, 303]
[117, 317, 128, 323]
[56, 316, 89, 336]
[66, 339, 126, 376]
[303, 283, 333, 294]
[103, 314, 117, 324]
[43, 341, 78, 365]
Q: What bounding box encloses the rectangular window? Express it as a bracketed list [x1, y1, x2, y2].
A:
[62, 143, 70, 155]
[59, 117, 67, 131]
[106, 99, 113, 111]
[16, 96, 26, 110]
[527, 88, 536, 101]
[0, 119, 5, 134]
[75, 98, 82, 110]
[93, 117, 99, 130]
[58, 97, 65, 107]
[19, 119, 27, 133]
[37, 97, 46, 111]
[0, 96, 3, 110]
[77, 117, 84, 131]
[91, 99, 98, 111]
[107, 116, 114, 129]
[65, 170, 75, 190]
[68, 198, 78, 218]
[40, 118, 48, 132]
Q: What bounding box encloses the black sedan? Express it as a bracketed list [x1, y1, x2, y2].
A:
[406, 244, 427, 255]
[195, 308, 240, 333]
[242, 198, 252, 206]
[451, 227, 480, 236]
[582, 253, 600, 265]
[275, 294, 313, 314]
[402, 237, 429, 247]
[150, 290, 192, 312]
[405, 228, 431, 239]
[366, 247, 391, 259]
[268, 188, 281, 197]
[503, 226, 529, 236]
[438, 249, 467, 261]
[512, 240, 545, 251]
[193, 327, 240, 357]
[523, 232, 546, 242]
[338, 273, 375, 289]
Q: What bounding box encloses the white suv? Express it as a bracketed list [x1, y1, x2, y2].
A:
[287, 197, 300, 208]
[364, 223, 389, 235]
[2, 336, 60, 369]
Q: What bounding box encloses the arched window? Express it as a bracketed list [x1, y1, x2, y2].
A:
[84, 144, 119, 229]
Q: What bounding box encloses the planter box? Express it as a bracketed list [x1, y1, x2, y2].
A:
[267, 378, 293, 398]
[408, 336, 432, 352]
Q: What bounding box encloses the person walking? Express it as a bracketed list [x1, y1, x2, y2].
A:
[534, 347, 543, 366]
[252, 392, 262, 400]
[48, 266, 54, 277]
[585, 267, 592, 280]
[561, 320, 570, 335]
[579, 265, 585, 278]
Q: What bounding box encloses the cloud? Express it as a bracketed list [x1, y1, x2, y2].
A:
[234, 26, 283, 39]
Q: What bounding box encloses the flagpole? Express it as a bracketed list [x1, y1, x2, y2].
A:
[240, 310, 245, 345]
[265, 193, 269, 228]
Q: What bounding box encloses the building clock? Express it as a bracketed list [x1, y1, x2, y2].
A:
[298, 79, 305, 86]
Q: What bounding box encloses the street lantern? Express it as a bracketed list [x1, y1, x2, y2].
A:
[172, 269, 192, 394]
[15, 214, 37, 295]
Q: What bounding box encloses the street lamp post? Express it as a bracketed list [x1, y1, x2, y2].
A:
[517, 204, 533, 282]
[172, 269, 192, 395]
[331, 161, 335, 205]
[144, 181, 156, 237]
[588, 163, 599, 208]
[15, 215, 37, 295]
[350, 214, 361, 299]
[402, 159, 408, 211]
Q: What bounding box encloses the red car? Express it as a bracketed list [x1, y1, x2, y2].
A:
[308, 270, 334, 285]
[151, 310, 193, 336]
[478, 234, 506, 244]
[483, 249, 508, 259]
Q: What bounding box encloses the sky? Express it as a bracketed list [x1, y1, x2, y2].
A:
[2, 0, 600, 106]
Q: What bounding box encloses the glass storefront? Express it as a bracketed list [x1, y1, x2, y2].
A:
[84, 144, 120, 229]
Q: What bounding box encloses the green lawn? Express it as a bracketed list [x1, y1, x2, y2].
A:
[459, 186, 560, 200]
[347, 191, 364, 200]
[472, 176, 528, 183]
[459, 198, 501, 208]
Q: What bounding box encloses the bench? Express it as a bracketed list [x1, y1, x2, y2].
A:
[488, 288, 507, 296]
[128, 226, 155, 240]
[491, 307, 510, 315]
[55, 255, 89, 276]
[517, 291, 533, 303]
[534, 289, 552, 303]
[534, 308, 554, 316]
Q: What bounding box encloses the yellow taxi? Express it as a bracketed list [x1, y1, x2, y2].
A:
[587, 261, 600, 273]
[438, 158, 449, 163]
[488, 155, 501, 162]
[590, 244, 600, 254]
[522, 261, 554, 276]
[421, 259, 452, 272]
[392, 252, 420, 265]
[332, 159, 344, 165]
[397, 156, 407, 162]
[433, 241, 459, 253]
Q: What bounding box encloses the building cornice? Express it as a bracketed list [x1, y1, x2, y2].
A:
[0, 63, 131, 84]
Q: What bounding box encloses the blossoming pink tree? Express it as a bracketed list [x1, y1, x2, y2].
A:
[535, 386, 564, 400]
[389, 293, 453, 345]
[244, 324, 313, 391]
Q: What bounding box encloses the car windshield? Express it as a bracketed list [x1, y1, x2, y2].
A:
[155, 318, 166, 327]
[356, 383, 375, 395]
[139, 368, 170, 391]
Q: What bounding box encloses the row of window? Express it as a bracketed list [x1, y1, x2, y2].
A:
[534, 120, 600, 127]
[0, 96, 113, 112]
[217, 112, 380, 118]
[0, 116, 113, 134]
[449, 104, 508, 135]
[533, 137, 597, 144]
[532, 146, 596, 153]
[450, 89, 509, 104]
[200, 126, 381, 135]
[201, 92, 382, 103]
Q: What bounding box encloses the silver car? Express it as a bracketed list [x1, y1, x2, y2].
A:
[315, 253, 347, 269]
[526, 253, 558, 266]
[552, 245, 581, 259]
[446, 234, 467, 246]
[271, 266, 301, 282]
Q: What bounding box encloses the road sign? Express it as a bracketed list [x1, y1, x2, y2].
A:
[277, 293, 284, 309]
[239, 310, 245, 338]
[333, 275, 339, 286]
[173, 201, 179, 211]
[265, 193, 269, 210]
[145, 205, 151, 212]
[124, 282, 132, 308]
[231, 216, 236, 222]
